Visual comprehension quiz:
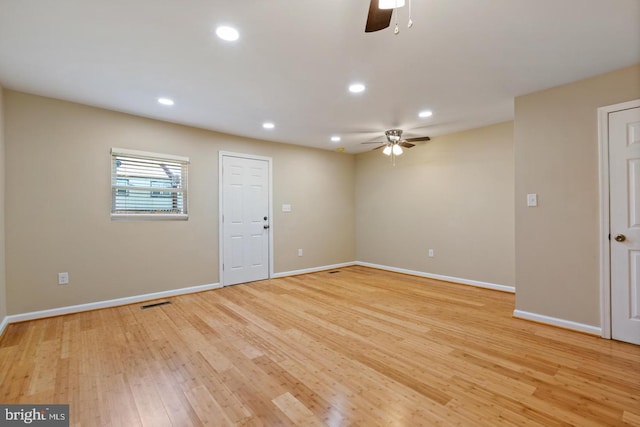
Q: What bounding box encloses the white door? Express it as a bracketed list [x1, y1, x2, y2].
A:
[221, 154, 271, 286]
[610, 106, 640, 345]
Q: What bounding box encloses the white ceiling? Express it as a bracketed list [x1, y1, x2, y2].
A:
[1, 0, 639, 153]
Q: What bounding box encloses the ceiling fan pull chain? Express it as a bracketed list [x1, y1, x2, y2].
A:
[408, 0, 413, 28]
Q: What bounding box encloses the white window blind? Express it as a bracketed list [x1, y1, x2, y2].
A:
[111, 148, 189, 219]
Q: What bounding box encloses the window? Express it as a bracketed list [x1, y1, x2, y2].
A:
[111, 148, 189, 219]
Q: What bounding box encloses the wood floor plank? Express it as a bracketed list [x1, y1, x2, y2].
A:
[184, 384, 235, 427]
[1, 266, 639, 426]
[272, 391, 324, 426]
[624, 411, 640, 425]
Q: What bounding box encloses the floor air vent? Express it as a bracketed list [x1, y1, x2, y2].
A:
[329, 270, 341, 274]
[141, 301, 172, 309]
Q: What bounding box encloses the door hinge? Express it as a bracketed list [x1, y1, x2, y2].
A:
[608, 233, 611, 241]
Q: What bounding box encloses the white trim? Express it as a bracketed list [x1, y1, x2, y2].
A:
[0, 316, 9, 338]
[355, 261, 515, 293]
[597, 99, 640, 340]
[110, 213, 188, 221]
[218, 151, 274, 287]
[111, 147, 190, 163]
[513, 309, 602, 336]
[272, 262, 356, 278]
[4, 282, 221, 325]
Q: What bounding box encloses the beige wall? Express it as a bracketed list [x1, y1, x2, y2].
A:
[4, 91, 355, 314]
[514, 64, 640, 326]
[7, 63, 638, 321]
[355, 122, 515, 286]
[0, 85, 6, 322]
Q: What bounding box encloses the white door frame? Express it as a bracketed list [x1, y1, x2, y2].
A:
[218, 151, 274, 286]
[598, 99, 640, 339]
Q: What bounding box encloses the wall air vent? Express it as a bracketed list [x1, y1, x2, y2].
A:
[141, 301, 172, 309]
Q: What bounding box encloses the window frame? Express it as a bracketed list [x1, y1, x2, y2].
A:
[111, 148, 189, 221]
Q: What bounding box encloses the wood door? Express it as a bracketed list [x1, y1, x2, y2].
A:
[221, 155, 270, 286]
[610, 106, 640, 345]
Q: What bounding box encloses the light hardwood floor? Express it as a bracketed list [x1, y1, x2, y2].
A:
[1, 266, 639, 426]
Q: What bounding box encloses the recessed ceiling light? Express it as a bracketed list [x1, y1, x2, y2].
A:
[262, 122, 275, 129]
[157, 97, 174, 106]
[331, 136, 341, 142]
[216, 26, 240, 41]
[419, 110, 433, 118]
[379, 0, 406, 9]
[348, 83, 366, 94]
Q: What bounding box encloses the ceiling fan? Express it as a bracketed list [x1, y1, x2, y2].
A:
[362, 129, 430, 157]
[365, 0, 412, 34]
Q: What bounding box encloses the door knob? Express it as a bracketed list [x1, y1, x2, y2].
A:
[614, 234, 626, 242]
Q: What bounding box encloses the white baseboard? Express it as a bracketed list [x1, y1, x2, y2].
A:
[4, 262, 355, 329]
[272, 262, 356, 279]
[355, 261, 516, 293]
[513, 309, 602, 336]
[1, 262, 514, 333]
[4, 282, 222, 326]
[0, 315, 9, 338]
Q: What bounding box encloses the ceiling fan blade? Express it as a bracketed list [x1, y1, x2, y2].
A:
[399, 141, 415, 148]
[404, 136, 431, 143]
[361, 141, 384, 144]
[372, 144, 386, 150]
[365, 0, 392, 32]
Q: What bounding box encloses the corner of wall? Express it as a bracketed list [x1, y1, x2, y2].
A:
[354, 121, 515, 287]
[0, 84, 7, 336]
[513, 64, 640, 328]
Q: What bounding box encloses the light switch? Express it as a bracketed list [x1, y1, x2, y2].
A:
[58, 272, 69, 285]
[282, 204, 292, 212]
[527, 193, 538, 207]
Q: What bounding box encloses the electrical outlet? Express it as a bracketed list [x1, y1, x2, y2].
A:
[58, 272, 69, 285]
[298, 249, 303, 257]
[428, 249, 434, 258]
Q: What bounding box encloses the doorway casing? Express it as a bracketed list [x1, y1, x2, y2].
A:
[597, 99, 640, 339]
[218, 151, 274, 287]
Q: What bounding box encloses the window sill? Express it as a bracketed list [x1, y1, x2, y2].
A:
[110, 214, 189, 221]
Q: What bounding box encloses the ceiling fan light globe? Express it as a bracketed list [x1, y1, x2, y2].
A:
[379, 0, 405, 9]
[392, 144, 403, 155]
[383, 145, 392, 156]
